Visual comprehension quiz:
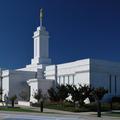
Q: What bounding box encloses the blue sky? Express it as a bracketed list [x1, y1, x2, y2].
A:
[0, 0, 120, 69]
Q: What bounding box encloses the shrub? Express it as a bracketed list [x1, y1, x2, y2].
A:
[112, 96, 120, 103]
[48, 87, 60, 102]
[9, 95, 17, 108]
[33, 89, 43, 103]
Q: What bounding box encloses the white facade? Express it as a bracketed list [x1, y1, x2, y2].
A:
[0, 9, 120, 103]
[2, 69, 36, 101]
[45, 59, 120, 101]
[27, 79, 54, 103]
[45, 59, 90, 87]
[90, 59, 120, 100]
[31, 26, 51, 65]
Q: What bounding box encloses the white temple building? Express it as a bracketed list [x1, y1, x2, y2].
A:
[0, 9, 120, 103]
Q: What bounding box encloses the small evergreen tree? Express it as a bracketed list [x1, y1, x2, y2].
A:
[66, 84, 80, 106]
[33, 89, 43, 112]
[33, 89, 42, 103]
[9, 95, 17, 108]
[48, 87, 60, 102]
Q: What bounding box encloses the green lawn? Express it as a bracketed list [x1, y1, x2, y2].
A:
[104, 112, 120, 117]
[0, 107, 38, 113]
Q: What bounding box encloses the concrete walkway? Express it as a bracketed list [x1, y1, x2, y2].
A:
[0, 110, 119, 120]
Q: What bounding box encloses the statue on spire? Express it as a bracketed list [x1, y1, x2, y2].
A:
[40, 8, 44, 27]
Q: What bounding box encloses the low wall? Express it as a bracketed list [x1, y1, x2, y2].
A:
[18, 101, 31, 106]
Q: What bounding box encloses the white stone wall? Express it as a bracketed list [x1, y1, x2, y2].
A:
[31, 26, 51, 65]
[27, 79, 38, 103]
[2, 57, 120, 103]
[18, 101, 31, 106]
[45, 59, 90, 87]
[2, 70, 9, 100]
[2, 69, 36, 101]
[38, 79, 54, 94]
[27, 79, 54, 103]
[45, 58, 120, 101]
[75, 72, 90, 87]
[90, 59, 120, 100]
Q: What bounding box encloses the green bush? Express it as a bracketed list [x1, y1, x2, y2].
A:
[112, 102, 120, 110]
[112, 96, 120, 103]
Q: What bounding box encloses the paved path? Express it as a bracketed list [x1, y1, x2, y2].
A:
[0, 111, 119, 120]
[0, 112, 94, 120]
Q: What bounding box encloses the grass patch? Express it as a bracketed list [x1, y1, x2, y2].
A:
[44, 103, 89, 112]
[104, 112, 120, 117]
[0, 107, 38, 113]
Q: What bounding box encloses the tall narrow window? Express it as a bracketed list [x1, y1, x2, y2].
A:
[109, 75, 112, 93]
[65, 76, 68, 85]
[59, 76, 61, 85]
[73, 75, 75, 85]
[68, 76, 70, 84]
[57, 77, 59, 84]
[115, 75, 117, 96]
[63, 76, 65, 85]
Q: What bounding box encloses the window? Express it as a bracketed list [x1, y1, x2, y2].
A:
[65, 76, 68, 85]
[59, 76, 61, 85]
[63, 76, 65, 84]
[69, 75, 73, 85]
[109, 75, 112, 93]
[68, 76, 70, 84]
[115, 75, 117, 96]
[57, 77, 60, 84]
[73, 75, 75, 84]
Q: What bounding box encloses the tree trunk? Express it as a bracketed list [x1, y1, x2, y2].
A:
[73, 100, 75, 108]
[110, 102, 112, 110]
[40, 101, 43, 112]
[12, 100, 14, 108]
[97, 100, 101, 117]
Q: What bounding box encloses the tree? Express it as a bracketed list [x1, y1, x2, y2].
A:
[9, 95, 17, 108]
[19, 89, 29, 101]
[0, 87, 3, 102]
[78, 84, 94, 106]
[33, 89, 43, 112]
[66, 84, 94, 107]
[57, 85, 69, 102]
[34, 89, 43, 103]
[48, 87, 60, 102]
[48, 85, 69, 102]
[66, 84, 80, 106]
[90, 87, 108, 117]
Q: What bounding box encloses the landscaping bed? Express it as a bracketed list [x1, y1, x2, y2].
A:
[32, 102, 120, 112]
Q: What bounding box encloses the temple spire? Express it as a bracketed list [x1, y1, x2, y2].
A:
[40, 8, 44, 27]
